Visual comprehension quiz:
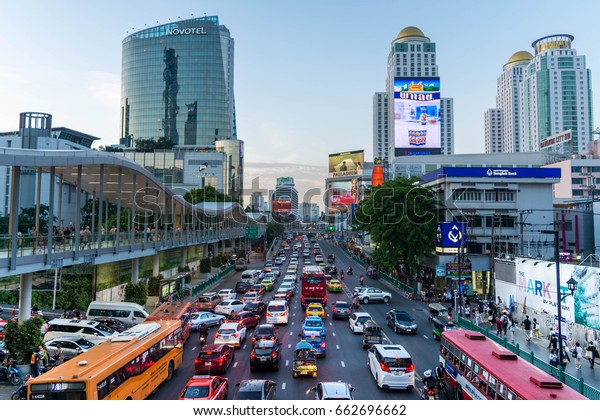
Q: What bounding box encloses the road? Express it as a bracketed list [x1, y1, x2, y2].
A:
[150, 237, 441, 400]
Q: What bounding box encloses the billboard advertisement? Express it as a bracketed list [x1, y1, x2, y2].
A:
[272, 200, 292, 213]
[393, 78, 441, 156]
[329, 180, 362, 207]
[328, 150, 364, 177]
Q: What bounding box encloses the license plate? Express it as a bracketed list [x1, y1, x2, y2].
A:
[204, 362, 211, 365]
[406, 329, 412, 332]
[260, 357, 268, 361]
[392, 371, 401, 375]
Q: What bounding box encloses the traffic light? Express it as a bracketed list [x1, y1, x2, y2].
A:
[327, 225, 335, 231]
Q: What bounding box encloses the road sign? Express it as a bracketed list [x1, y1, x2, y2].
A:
[245, 225, 259, 239]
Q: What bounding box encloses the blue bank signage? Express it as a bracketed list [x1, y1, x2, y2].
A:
[442, 167, 561, 179]
[436, 222, 466, 248]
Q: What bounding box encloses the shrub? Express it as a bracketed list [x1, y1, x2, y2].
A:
[124, 282, 148, 306]
[4, 317, 44, 364]
[211, 256, 222, 268]
[200, 258, 211, 273]
[147, 275, 163, 297]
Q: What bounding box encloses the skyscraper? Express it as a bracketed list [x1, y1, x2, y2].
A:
[375, 26, 454, 165]
[521, 35, 593, 155]
[120, 16, 236, 147]
[485, 51, 532, 153]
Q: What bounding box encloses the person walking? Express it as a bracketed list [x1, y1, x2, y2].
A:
[574, 342, 584, 370]
[560, 347, 571, 369]
[549, 348, 559, 368]
[474, 311, 481, 326]
[501, 312, 509, 336]
[30, 351, 39, 377]
[523, 315, 532, 341]
[508, 316, 516, 344]
[495, 317, 503, 336]
[586, 341, 598, 369]
[548, 332, 558, 350]
[54, 343, 64, 366]
[532, 318, 540, 339]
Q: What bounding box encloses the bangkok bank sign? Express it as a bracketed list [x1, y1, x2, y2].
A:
[166, 27, 207, 36]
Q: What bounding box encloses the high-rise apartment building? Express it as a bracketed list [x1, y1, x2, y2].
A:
[521, 35, 593, 155]
[120, 16, 236, 147]
[271, 177, 298, 219]
[484, 108, 503, 153]
[299, 202, 319, 223]
[375, 26, 454, 165]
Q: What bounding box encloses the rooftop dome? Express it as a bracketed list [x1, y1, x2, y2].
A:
[506, 51, 533, 66]
[393, 26, 428, 43]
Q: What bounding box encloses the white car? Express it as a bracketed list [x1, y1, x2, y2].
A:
[217, 289, 236, 300]
[349, 312, 373, 333]
[356, 287, 392, 304]
[271, 267, 281, 277]
[214, 299, 246, 316]
[367, 344, 414, 390]
[315, 254, 324, 263]
[214, 322, 247, 347]
[283, 274, 296, 282]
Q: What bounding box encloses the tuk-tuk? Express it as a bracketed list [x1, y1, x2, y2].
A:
[361, 321, 383, 349]
[432, 315, 456, 340]
[428, 303, 449, 323]
[293, 340, 317, 378]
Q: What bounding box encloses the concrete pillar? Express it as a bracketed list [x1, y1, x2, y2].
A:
[153, 254, 160, 277]
[181, 247, 188, 268]
[131, 258, 139, 284]
[47, 166, 56, 261]
[9, 166, 21, 271]
[18, 273, 33, 324]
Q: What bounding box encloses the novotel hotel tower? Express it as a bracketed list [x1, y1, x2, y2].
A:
[120, 16, 236, 147]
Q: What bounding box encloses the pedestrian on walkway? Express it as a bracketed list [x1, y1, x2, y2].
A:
[549, 348, 559, 367]
[548, 332, 558, 350]
[30, 351, 39, 377]
[495, 317, 503, 336]
[560, 347, 571, 369]
[586, 341, 598, 369]
[574, 342, 583, 370]
[523, 315, 532, 341]
[464, 304, 471, 320]
[532, 318, 540, 339]
[501, 312, 509, 336]
[508, 316, 516, 343]
[474, 311, 481, 326]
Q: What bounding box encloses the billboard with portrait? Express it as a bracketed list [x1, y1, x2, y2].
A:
[394, 78, 441, 156]
[328, 150, 364, 177]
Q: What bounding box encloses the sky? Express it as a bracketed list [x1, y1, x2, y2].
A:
[2, 0, 600, 206]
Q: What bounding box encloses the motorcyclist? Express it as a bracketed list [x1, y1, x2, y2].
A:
[347, 266, 353, 275]
[422, 369, 437, 397]
[340, 269, 344, 280]
[359, 275, 364, 286]
[198, 323, 209, 343]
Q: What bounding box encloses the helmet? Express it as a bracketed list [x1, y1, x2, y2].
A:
[424, 369, 432, 378]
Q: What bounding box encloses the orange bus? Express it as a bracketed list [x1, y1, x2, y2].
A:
[27, 320, 184, 400]
[146, 301, 192, 343]
[440, 330, 587, 400]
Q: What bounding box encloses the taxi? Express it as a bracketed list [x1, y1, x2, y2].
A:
[261, 278, 274, 291]
[327, 278, 343, 293]
[305, 303, 325, 318]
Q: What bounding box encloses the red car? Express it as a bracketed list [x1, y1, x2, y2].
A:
[178, 375, 228, 400]
[194, 344, 235, 375]
[228, 311, 260, 329]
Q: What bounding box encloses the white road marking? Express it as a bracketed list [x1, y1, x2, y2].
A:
[243, 345, 246, 349]
[282, 382, 287, 390]
[192, 347, 197, 351]
[329, 322, 333, 326]
[233, 362, 238, 368]
[336, 345, 340, 350]
[288, 344, 292, 348]
[290, 331, 293, 335]
[332, 332, 336, 337]
[341, 361, 345, 368]
[286, 360, 289, 366]
[291, 321, 294, 325]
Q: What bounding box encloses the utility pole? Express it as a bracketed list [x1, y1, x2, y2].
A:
[490, 215, 495, 300]
[520, 211, 524, 257]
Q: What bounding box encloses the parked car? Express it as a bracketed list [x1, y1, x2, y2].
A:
[234, 379, 276, 400]
[93, 317, 128, 333]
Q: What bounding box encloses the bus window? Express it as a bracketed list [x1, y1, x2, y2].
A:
[488, 375, 498, 399]
[498, 382, 507, 400]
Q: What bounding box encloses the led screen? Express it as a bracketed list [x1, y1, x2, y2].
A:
[328, 150, 364, 177]
[394, 78, 441, 156]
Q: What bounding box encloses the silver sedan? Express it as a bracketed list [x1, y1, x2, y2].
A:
[190, 311, 226, 331]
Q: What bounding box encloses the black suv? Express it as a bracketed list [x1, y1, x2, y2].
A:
[250, 340, 281, 370]
[244, 301, 267, 317]
[252, 324, 278, 343]
[236, 281, 250, 293]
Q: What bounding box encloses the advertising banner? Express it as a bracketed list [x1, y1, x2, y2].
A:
[328, 150, 364, 177]
[272, 200, 292, 213]
[393, 78, 441, 156]
[371, 165, 384, 187]
[329, 181, 355, 207]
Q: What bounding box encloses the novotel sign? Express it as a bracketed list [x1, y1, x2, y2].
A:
[166, 27, 207, 36]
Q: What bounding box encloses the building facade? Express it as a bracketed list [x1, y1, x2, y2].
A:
[521, 34, 593, 155]
[484, 108, 503, 153]
[376, 26, 454, 166]
[120, 16, 236, 148]
[299, 202, 319, 223]
[271, 177, 299, 218]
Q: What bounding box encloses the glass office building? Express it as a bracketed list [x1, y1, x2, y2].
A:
[120, 16, 236, 147]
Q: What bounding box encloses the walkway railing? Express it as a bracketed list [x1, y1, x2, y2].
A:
[340, 246, 414, 295]
[456, 317, 600, 400]
[191, 265, 235, 296]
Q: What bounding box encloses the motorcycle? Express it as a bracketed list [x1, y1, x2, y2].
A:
[12, 381, 28, 400]
[347, 267, 353, 275]
[0, 362, 22, 386]
[199, 326, 209, 346]
[421, 386, 436, 400]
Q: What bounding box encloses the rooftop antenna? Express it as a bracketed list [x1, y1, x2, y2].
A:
[191, 13, 194, 17]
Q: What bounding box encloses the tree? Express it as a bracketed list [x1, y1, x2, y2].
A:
[354, 176, 438, 284]
[184, 185, 241, 205]
[3, 317, 44, 363]
[266, 221, 284, 243]
[124, 282, 148, 306]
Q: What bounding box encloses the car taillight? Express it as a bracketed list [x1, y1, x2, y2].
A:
[406, 363, 414, 372]
[218, 357, 224, 364]
[320, 343, 326, 348]
[380, 362, 390, 372]
[233, 333, 239, 338]
[250, 352, 256, 359]
[271, 352, 277, 358]
[214, 333, 219, 338]
[266, 312, 272, 317]
[282, 312, 287, 316]
[333, 308, 339, 312]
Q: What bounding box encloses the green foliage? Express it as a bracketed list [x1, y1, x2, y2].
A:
[177, 265, 191, 273]
[0, 204, 51, 235]
[124, 282, 148, 306]
[200, 258, 211, 273]
[4, 317, 44, 363]
[134, 137, 172, 151]
[354, 177, 438, 281]
[211, 256, 222, 268]
[147, 275, 163, 297]
[183, 185, 242, 205]
[266, 221, 284, 243]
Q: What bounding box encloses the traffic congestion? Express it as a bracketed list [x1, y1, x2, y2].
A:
[147, 234, 441, 400]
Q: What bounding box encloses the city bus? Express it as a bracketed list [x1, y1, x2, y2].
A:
[27, 320, 184, 400]
[300, 265, 327, 308]
[146, 301, 192, 343]
[439, 330, 587, 400]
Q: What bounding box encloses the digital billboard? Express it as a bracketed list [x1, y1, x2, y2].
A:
[393, 78, 441, 156]
[328, 150, 364, 177]
[272, 200, 292, 213]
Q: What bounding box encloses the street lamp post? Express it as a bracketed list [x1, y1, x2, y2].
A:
[542, 229, 578, 372]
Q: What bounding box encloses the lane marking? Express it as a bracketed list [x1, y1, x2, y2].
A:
[291, 321, 294, 325]
[192, 346, 197, 351]
[233, 362, 238, 368]
[336, 345, 340, 350]
[285, 359, 289, 366]
[289, 331, 293, 335]
[288, 344, 291, 348]
[329, 322, 333, 326]
[423, 335, 429, 339]
[243, 344, 246, 349]
[341, 361, 345, 368]
[332, 332, 336, 337]
[282, 382, 286, 390]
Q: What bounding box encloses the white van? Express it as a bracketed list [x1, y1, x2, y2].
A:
[266, 300, 289, 325]
[241, 270, 262, 285]
[86, 301, 149, 326]
[43, 319, 117, 344]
